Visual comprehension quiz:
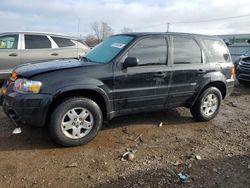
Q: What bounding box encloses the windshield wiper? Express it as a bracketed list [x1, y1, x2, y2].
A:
[81, 56, 92, 62]
[81, 56, 102, 64]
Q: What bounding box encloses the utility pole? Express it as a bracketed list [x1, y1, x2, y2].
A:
[166, 22, 170, 32]
[77, 17, 80, 36]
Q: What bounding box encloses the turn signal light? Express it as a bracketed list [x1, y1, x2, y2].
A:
[10, 70, 17, 81]
[231, 65, 235, 79]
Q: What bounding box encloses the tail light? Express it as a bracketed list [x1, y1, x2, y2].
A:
[231, 64, 235, 79]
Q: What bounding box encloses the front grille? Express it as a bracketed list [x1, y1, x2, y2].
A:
[239, 60, 250, 70]
[238, 74, 250, 81]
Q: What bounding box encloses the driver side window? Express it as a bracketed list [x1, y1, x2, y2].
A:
[0, 35, 18, 49]
[126, 37, 167, 66]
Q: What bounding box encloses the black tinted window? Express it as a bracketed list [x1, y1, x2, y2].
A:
[25, 35, 51, 49]
[203, 39, 230, 62]
[173, 37, 202, 64]
[127, 37, 167, 66]
[51, 37, 75, 47]
[0, 35, 18, 49]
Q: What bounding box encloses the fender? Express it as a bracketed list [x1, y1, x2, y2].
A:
[51, 84, 112, 114]
[191, 71, 227, 107]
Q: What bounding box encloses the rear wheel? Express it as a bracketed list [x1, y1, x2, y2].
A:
[190, 87, 222, 122]
[49, 97, 103, 146]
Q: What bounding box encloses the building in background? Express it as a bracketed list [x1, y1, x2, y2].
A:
[218, 34, 250, 62]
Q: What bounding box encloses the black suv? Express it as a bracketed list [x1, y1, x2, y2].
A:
[235, 50, 250, 84]
[2, 32, 235, 146]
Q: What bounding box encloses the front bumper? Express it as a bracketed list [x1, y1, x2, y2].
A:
[2, 84, 53, 127]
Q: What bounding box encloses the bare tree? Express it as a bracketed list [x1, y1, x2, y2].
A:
[90, 21, 113, 43]
[84, 34, 99, 48]
[120, 27, 133, 33]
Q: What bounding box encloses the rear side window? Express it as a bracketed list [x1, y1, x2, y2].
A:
[51, 37, 75, 47]
[127, 37, 167, 66]
[25, 35, 51, 49]
[0, 35, 18, 49]
[203, 39, 230, 63]
[173, 37, 202, 64]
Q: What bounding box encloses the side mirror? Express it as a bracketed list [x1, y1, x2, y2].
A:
[123, 57, 139, 69]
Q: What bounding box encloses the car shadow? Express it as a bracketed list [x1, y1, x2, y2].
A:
[0, 108, 200, 151]
[103, 108, 196, 130]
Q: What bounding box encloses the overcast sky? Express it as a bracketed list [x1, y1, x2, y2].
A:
[1, 0, 250, 36]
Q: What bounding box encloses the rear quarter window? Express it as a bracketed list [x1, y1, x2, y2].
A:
[51, 37, 75, 47]
[203, 39, 230, 63]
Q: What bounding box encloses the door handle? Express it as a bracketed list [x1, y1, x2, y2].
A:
[51, 53, 59, 56]
[154, 72, 167, 78]
[197, 69, 206, 74]
[9, 53, 18, 57]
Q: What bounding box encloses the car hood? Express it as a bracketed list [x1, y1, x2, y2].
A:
[15, 59, 99, 78]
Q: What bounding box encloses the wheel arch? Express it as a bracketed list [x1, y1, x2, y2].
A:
[191, 81, 227, 107]
[45, 88, 111, 126]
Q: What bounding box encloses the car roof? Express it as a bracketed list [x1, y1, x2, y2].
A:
[115, 32, 219, 39]
[0, 31, 81, 40]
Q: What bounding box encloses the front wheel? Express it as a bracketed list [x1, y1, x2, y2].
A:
[49, 97, 103, 146]
[190, 87, 222, 122]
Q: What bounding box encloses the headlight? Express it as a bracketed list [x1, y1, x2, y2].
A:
[14, 79, 42, 94]
[10, 70, 17, 81]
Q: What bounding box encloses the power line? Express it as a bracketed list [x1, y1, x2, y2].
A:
[134, 23, 165, 30]
[172, 13, 250, 24]
[134, 13, 250, 31]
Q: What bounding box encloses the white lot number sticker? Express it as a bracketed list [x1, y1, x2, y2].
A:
[111, 43, 126, 49]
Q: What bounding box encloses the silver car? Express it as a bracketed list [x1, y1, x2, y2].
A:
[0, 31, 89, 81]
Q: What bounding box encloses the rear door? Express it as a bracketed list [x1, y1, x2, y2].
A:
[0, 34, 20, 79]
[167, 35, 209, 107]
[113, 36, 170, 112]
[21, 34, 61, 64]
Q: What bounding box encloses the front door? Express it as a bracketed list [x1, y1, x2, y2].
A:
[113, 36, 170, 112]
[0, 34, 20, 79]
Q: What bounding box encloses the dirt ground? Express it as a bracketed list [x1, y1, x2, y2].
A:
[0, 84, 249, 188]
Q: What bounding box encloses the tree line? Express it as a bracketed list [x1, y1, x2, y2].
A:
[84, 21, 133, 47]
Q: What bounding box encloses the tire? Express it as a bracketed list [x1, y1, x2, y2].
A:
[190, 87, 222, 122]
[49, 97, 103, 147]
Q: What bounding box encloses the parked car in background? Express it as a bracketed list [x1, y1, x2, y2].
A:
[235, 51, 250, 84]
[2, 32, 235, 146]
[0, 32, 89, 82]
[234, 50, 250, 68]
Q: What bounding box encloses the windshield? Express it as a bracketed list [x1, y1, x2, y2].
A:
[85, 35, 134, 63]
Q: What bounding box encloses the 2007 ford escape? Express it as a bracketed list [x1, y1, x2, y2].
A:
[2, 32, 235, 146]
